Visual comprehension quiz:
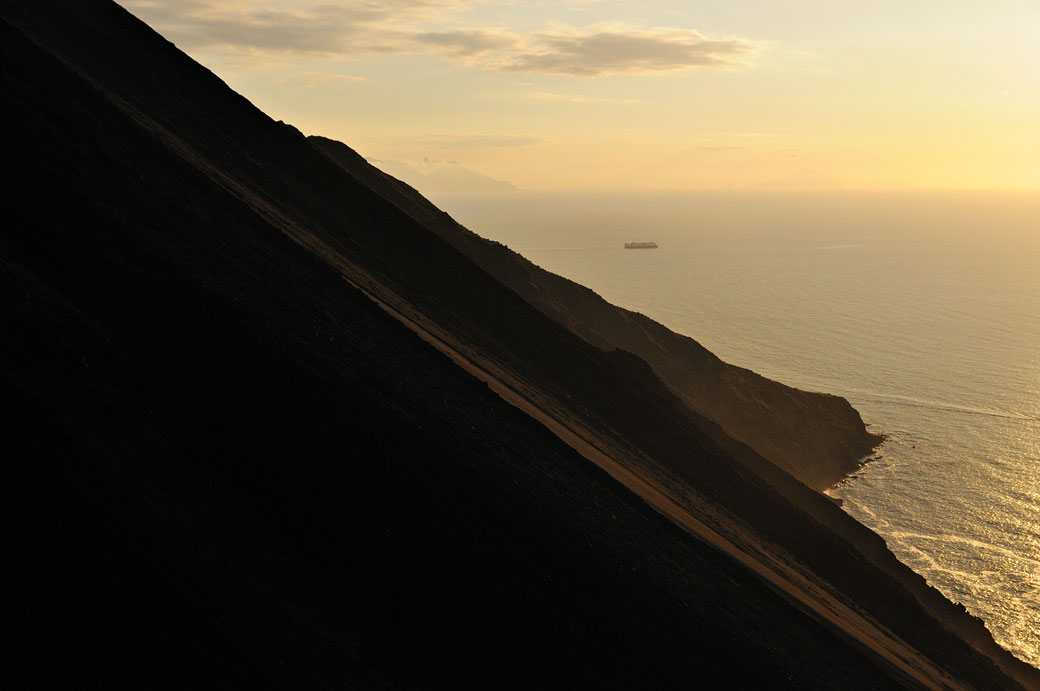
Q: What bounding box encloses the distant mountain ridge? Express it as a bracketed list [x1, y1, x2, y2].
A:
[369, 157, 518, 195]
[3, 1, 1037, 689]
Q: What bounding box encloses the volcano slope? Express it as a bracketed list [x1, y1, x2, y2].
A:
[309, 135, 880, 490]
[2, 1, 1038, 689]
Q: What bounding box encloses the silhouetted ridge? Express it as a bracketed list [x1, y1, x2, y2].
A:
[311, 134, 880, 489]
[3, 1, 1037, 689]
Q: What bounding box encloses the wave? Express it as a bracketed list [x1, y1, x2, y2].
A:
[782, 377, 1037, 422]
[828, 386, 1039, 422]
[520, 246, 612, 252]
[859, 392, 1038, 422]
[881, 530, 1040, 570]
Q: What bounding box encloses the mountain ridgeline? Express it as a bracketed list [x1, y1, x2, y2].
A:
[311, 136, 881, 490]
[2, 1, 1037, 689]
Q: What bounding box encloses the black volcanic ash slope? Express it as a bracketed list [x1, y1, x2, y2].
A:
[1, 1, 1036, 689]
[0, 5, 888, 689]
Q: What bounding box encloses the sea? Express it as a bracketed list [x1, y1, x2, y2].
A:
[432, 189, 1040, 667]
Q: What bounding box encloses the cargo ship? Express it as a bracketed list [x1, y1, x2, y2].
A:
[624, 241, 658, 249]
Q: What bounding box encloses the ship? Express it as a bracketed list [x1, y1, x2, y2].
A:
[624, 241, 658, 249]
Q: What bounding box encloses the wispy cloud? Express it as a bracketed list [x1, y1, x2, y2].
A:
[124, 0, 470, 56]
[290, 71, 366, 86]
[529, 91, 640, 104]
[413, 29, 520, 58]
[413, 134, 540, 148]
[499, 27, 754, 76]
[124, 1, 758, 77]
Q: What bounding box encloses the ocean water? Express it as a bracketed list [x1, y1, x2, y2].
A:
[433, 189, 1040, 667]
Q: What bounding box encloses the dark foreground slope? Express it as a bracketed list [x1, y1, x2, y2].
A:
[2, 1, 1036, 688]
[0, 6, 889, 689]
[310, 135, 879, 490]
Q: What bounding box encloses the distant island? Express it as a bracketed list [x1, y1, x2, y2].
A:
[368, 157, 519, 195]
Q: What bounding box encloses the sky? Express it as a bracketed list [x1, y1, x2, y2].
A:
[122, 0, 1040, 190]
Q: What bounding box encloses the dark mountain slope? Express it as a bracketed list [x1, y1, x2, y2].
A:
[0, 7, 897, 689]
[2, 0, 1036, 688]
[310, 135, 878, 490]
[303, 145, 1036, 688]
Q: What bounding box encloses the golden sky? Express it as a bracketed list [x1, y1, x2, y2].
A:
[124, 1, 1040, 190]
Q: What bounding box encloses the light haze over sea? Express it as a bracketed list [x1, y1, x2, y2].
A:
[435, 189, 1040, 667]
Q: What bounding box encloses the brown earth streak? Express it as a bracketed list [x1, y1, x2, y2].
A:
[338, 266, 965, 691]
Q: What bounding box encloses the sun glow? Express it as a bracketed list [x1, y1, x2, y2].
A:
[123, 0, 1040, 190]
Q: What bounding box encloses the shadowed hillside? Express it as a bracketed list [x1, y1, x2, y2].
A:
[2, 1, 1037, 689]
[311, 135, 879, 490]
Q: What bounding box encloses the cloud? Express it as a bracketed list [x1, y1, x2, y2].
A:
[413, 134, 539, 148]
[292, 71, 366, 86]
[124, 1, 758, 77]
[123, 0, 469, 56]
[367, 156, 451, 167]
[528, 91, 640, 104]
[499, 27, 755, 76]
[413, 29, 520, 58]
